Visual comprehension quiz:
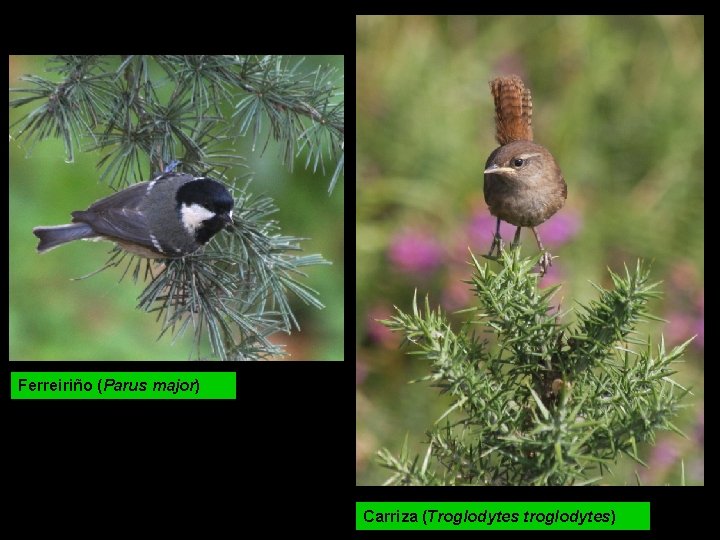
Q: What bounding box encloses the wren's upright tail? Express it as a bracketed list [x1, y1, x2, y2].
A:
[33, 223, 96, 253]
[490, 75, 533, 145]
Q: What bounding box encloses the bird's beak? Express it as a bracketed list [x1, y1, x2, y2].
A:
[484, 164, 514, 175]
[222, 212, 234, 229]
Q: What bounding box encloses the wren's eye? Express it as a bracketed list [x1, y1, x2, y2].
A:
[512, 158, 525, 167]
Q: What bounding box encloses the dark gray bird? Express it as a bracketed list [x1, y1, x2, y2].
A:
[33, 172, 234, 258]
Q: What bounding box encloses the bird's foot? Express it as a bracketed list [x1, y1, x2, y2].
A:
[538, 251, 555, 276]
[486, 233, 504, 259]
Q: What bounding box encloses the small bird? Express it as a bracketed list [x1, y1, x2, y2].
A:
[484, 76, 567, 274]
[33, 172, 234, 258]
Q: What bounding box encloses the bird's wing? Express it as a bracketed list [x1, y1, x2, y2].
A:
[72, 207, 160, 251]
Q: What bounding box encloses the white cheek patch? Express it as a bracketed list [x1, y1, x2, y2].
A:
[181, 203, 216, 233]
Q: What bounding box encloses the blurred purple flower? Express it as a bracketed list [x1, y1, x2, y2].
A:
[665, 308, 703, 351]
[651, 439, 680, 468]
[442, 278, 472, 311]
[693, 317, 704, 349]
[669, 261, 699, 289]
[688, 408, 705, 483]
[663, 263, 703, 350]
[641, 437, 680, 484]
[665, 312, 695, 345]
[388, 229, 443, 274]
[694, 408, 704, 446]
[694, 291, 704, 349]
[539, 262, 563, 288]
[468, 212, 515, 247]
[535, 211, 582, 246]
[366, 305, 400, 348]
[468, 209, 581, 249]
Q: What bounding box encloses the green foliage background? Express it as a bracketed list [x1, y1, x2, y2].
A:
[10, 55, 344, 361]
[357, 16, 703, 484]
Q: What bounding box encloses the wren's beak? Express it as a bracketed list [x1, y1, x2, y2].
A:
[484, 164, 515, 175]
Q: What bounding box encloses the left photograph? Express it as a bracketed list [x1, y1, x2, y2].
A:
[10, 55, 345, 361]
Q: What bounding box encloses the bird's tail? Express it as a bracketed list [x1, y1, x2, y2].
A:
[33, 223, 96, 253]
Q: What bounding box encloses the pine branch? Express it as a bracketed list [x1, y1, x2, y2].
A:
[10, 55, 344, 191]
[10, 55, 335, 360]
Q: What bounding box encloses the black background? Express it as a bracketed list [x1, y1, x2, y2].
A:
[5, 10, 708, 537]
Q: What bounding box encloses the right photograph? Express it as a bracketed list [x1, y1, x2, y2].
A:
[356, 15, 704, 485]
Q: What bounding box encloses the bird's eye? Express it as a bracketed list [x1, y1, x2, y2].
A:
[513, 158, 525, 167]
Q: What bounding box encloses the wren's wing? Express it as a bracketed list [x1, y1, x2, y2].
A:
[71, 181, 157, 250]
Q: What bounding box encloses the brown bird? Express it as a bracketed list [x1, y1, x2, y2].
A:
[484, 75, 567, 275]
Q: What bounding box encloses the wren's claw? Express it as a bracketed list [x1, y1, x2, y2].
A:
[486, 217, 504, 259]
[538, 251, 554, 276]
[487, 233, 504, 259]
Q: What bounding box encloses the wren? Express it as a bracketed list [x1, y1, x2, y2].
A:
[484, 75, 567, 275]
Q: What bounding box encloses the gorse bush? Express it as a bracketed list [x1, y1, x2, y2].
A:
[379, 250, 691, 485]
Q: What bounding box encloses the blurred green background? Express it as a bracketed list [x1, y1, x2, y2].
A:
[10, 54, 344, 361]
[357, 16, 703, 484]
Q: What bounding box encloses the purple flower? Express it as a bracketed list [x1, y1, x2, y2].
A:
[388, 229, 443, 274]
[468, 210, 581, 249]
[468, 212, 515, 247]
[539, 263, 563, 287]
[664, 266, 703, 350]
[442, 278, 471, 311]
[669, 262, 699, 289]
[534, 211, 581, 246]
[694, 291, 704, 349]
[650, 439, 680, 468]
[366, 305, 400, 348]
[640, 438, 681, 484]
[694, 408, 704, 446]
[665, 312, 695, 345]
[693, 317, 704, 349]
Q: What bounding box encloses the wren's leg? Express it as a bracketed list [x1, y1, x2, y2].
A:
[511, 226, 522, 248]
[531, 227, 553, 275]
[487, 217, 504, 258]
[531, 227, 546, 252]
